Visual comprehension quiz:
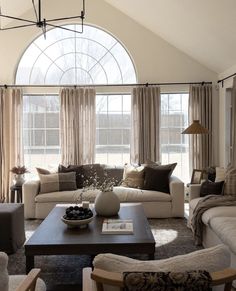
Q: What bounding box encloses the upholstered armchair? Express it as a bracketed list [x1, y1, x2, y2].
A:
[0, 252, 46, 291]
[82, 245, 236, 291]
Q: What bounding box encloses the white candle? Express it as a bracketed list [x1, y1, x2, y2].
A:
[82, 201, 90, 209]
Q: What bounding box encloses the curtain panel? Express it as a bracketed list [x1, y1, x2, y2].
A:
[131, 86, 160, 164]
[189, 84, 213, 171]
[229, 77, 236, 168]
[60, 87, 96, 166]
[0, 88, 23, 202]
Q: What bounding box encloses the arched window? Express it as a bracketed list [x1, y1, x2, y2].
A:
[16, 24, 136, 85]
[16, 24, 137, 170]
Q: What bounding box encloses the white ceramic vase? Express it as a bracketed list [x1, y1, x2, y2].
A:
[13, 174, 25, 186]
[95, 191, 120, 217]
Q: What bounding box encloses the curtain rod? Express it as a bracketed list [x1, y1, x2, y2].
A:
[218, 72, 236, 87]
[0, 81, 212, 89]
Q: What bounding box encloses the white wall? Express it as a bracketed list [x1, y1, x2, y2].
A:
[0, 0, 220, 165]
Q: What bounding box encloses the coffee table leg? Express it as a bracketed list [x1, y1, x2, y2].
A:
[26, 255, 34, 274]
[148, 253, 155, 260]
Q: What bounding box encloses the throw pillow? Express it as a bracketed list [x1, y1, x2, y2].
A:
[147, 162, 177, 175]
[58, 164, 84, 188]
[39, 172, 77, 194]
[143, 166, 172, 193]
[224, 167, 236, 195]
[215, 167, 226, 182]
[36, 167, 52, 175]
[122, 165, 145, 189]
[200, 180, 224, 197]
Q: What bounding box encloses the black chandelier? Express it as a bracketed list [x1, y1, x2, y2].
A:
[0, 0, 85, 38]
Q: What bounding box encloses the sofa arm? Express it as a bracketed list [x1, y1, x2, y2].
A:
[169, 176, 184, 217]
[189, 184, 201, 201]
[23, 180, 40, 219]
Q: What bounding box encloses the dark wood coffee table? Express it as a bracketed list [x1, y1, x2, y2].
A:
[25, 203, 155, 273]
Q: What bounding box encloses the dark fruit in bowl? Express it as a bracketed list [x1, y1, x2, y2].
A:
[63, 206, 93, 220]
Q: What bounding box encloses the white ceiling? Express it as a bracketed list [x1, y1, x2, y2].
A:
[105, 0, 236, 74]
[1, 0, 236, 74]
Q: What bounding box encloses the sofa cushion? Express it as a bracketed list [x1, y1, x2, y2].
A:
[39, 172, 77, 194]
[35, 187, 171, 203]
[122, 165, 145, 189]
[114, 186, 171, 202]
[35, 189, 100, 203]
[210, 217, 236, 254]
[93, 244, 230, 273]
[144, 167, 172, 193]
[200, 180, 224, 197]
[201, 206, 236, 225]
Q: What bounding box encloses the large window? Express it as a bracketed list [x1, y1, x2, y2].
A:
[96, 95, 131, 165]
[16, 24, 137, 168]
[160, 93, 189, 182]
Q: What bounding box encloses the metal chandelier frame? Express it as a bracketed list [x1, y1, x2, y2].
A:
[0, 0, 85, 38]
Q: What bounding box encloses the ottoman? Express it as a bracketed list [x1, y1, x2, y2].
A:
[0, 204, 25, 253]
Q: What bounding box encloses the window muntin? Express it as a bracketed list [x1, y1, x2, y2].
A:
[96, 95, 131, 165]
[15, 24, 136, 85]
[160, 93, 189, 183]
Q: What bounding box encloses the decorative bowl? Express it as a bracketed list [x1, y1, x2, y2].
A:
[61, 205, 94, 228]
[61, 215, 94, 228]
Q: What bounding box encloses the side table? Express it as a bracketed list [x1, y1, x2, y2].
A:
[10, 184, 23, 203]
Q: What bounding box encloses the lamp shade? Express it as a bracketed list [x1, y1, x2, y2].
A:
[182, 120, 209, 134]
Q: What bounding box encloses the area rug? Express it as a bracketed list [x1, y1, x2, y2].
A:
[8, 218, 202, 291]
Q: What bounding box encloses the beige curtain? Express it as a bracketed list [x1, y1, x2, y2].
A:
[60, 87, 96, 165]
[229, 77, 236, 167]
[131, 86, 160, 164]
[189, 84, 213, 171]
[0, 88, 23, 202]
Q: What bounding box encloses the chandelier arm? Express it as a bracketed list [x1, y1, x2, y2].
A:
[0, 23, 36, 30]
[0, 14, 36, 24]
[32, 0, 39, 22]
[46, 23, 83, 33]
[46, 15, 84, 22]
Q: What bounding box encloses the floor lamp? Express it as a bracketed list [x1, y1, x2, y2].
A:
[182, 120, 209, 179]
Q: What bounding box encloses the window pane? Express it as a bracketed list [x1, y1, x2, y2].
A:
[23, 95, 60, 176]
[95, 95, 131, 165]
[160, 93, 189, 183]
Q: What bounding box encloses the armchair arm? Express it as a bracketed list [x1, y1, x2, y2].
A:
[16, 269, 41, 291]
[23, 180, 40, 219]
[169, 176, 184, 217]
[189, 184, 201, 201]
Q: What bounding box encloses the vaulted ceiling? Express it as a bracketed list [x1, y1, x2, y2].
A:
[1, 0, 236, 74]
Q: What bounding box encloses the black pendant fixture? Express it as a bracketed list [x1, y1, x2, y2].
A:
[0, 0, 85, 38]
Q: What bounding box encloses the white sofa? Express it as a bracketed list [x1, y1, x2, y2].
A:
[23, 176, 184, 219]
[188, 184, 236, 275]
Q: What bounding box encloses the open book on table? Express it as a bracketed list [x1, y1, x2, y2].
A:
[102, 219, 133, 234]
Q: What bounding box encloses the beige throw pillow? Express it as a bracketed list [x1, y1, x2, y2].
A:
[122, 165, 144, 189]
[224, 167, 236, 195]
[39, 172, 77, 194]
[215, 167, 226, 182]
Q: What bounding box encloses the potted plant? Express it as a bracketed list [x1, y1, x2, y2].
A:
[10, 166, 29, 186]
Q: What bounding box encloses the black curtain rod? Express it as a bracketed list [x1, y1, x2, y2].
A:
[0, 81, 212, 89]
[218, 72, 236, 87]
